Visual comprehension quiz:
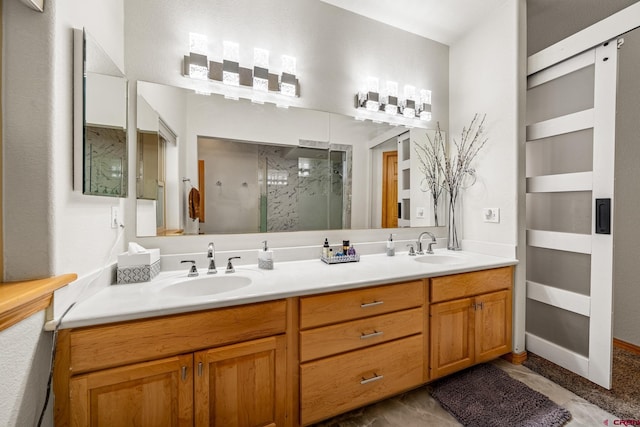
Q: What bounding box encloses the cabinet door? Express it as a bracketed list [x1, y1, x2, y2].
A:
[195, 336, 286, 427]
[69, 354, 193, 427]
[475, 290, 512, 363]
[430, 298, 474, 379]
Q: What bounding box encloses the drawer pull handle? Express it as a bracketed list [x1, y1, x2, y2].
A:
[360, 330, 384, 340]
[197, 362, 203, 377]
[181, 366, 188, 381]
[361, 300, 384, 308]
[360, 373, 384, 385]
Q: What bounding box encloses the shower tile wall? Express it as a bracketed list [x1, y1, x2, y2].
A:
[84, 126, 127, 195]
[259, 146, 301, 232]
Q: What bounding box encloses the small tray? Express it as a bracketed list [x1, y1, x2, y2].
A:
[321, 254, 360, 264]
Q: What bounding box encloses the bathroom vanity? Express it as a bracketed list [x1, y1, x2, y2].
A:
[53, 251, 515, 426]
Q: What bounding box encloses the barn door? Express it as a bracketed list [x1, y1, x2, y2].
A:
[525, 39, 618, 389]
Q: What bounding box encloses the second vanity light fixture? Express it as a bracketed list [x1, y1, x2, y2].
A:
[356, 77, 432, 127]
[184, 33, 300, 105]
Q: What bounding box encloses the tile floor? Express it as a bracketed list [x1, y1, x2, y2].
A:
[314, 359, 616, 426]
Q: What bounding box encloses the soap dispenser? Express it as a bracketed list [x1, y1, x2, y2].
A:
[258, 240, 274, 270]
[386, 234, 396, 256]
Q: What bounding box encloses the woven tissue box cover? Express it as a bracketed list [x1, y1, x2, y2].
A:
[117, 259, 161, 284]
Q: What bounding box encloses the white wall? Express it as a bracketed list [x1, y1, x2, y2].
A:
[449, 0, 524, 351]
[2, 1, 125, 425]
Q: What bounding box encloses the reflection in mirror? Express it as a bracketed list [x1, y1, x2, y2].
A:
[73, 28, 128, 197]
[198, 137, 351, 233]
[135, 81, 446, 237]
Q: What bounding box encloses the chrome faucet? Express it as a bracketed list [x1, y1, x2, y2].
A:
[181, 260, 199, 277]
[226, 256, 241, 274]
[207, 242, 217, 274]
[417, 231, 437, 255]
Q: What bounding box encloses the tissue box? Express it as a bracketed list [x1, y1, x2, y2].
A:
[116, 248, 160, 284]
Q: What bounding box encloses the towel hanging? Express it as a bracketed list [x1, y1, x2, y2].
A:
[188, 187, 200, 220]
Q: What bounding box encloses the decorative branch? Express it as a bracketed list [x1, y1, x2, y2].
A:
[413, 113, 488, 229]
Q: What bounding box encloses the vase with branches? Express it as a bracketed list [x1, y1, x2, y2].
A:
[415, 113, 488, 250]
[414, 127, 446, 226]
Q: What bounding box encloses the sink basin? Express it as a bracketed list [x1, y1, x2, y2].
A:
[159, 275, 252, 298]
[414, 255, 465, 265]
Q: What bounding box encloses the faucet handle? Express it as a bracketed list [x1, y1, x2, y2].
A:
[426, 241, 436, 254]
[406, 244, 416, 256]
[226, 256, 241, 274]
[181, 260, 199, 277]
[207, 258, 217, 275]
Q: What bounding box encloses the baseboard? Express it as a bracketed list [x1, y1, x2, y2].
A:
[613, 338, 640, 355]
[502, 351, 528, 365]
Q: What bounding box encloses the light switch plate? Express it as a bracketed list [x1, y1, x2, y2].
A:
[416, 207, 425, 219]
[483, 208, 499, 223]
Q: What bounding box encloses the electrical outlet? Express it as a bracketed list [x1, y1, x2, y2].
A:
[483, 208, 500, 223]
[111, 206, 120, 228]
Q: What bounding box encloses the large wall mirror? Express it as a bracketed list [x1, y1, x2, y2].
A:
[136, 81, 445, 237]
[73, 28, 128, 197]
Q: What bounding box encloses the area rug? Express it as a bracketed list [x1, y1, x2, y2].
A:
[523, 348, 640, 420]
[430, 363, 571, 427]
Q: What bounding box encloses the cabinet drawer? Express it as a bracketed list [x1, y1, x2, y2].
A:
[300, 308, 423, 362]
[300, 281, 424, 329]
[431, 267, 512, 303]
[69, 300, 286, 374]
[300, 335, 424, 425]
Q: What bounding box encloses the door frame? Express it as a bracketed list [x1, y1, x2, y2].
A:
[381, 151, 398, 228]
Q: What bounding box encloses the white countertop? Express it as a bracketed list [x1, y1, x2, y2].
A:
[60, 249, 517, 329]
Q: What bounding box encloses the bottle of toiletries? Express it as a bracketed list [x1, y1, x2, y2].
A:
[323, 238, 330, 258]
[258, 240, 274, 270]
[386, 234, 395, 256]
[348, 245, 356, 256]
[343, 240, 350, 255]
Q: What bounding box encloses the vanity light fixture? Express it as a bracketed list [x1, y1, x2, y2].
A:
[253, 48, 270, 92]
[183, 34, 300, 105]
[280, 55, 298, 97]
[419, 89, 432, 121]
[384, 81, 398, 115]
[187, 32, 209, 80]
[354, 78, 432, 127]
[357, 76, 380, 112]
[402, 85, 416, 118]
[222, 41, 240, 87]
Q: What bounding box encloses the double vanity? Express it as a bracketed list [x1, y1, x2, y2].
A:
[53, 249, 517, 426]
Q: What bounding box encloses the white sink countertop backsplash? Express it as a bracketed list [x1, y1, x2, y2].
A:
[59, 249, 517, 329]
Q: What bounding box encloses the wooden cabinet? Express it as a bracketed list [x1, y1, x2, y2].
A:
[195, 336, 286, 427]
[55, 300, 289, 427]
[429, 267, 513, 380]
[69, 354, 194, 427]
[55, 265, 514, 426]
[299, 280, 427, 425]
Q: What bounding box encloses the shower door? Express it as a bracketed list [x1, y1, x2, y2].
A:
[525, 40, 618, 389]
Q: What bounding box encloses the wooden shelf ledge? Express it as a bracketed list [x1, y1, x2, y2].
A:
[0, 274, 77, 332]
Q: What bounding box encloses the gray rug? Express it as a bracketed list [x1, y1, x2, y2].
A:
[524, 348, 640, 419]
[430, 363, 572, 427]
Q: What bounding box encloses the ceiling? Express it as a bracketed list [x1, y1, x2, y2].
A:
[318, 0, 508, 45]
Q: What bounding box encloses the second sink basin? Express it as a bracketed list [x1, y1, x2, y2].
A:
[414, 254, 465, 265]
[159, 275, 252, 298]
